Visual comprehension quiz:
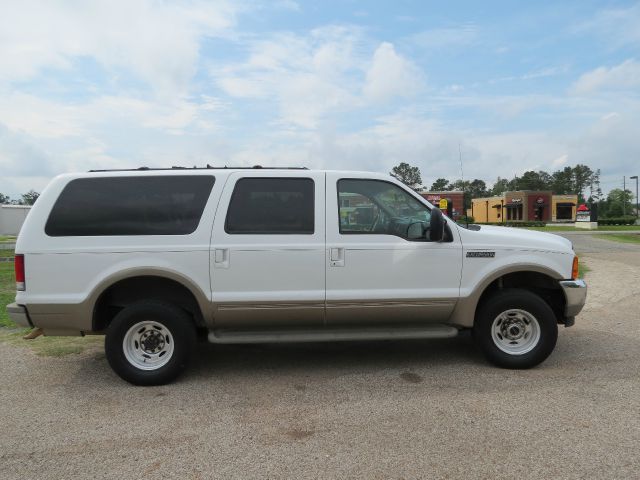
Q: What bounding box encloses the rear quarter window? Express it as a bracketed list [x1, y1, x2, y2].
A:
[45, 176, 215, 236]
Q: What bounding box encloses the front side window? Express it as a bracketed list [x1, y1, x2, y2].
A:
[225, 178, 314, 234]
[46, 176, 215, 236]
[338, 179, 430, 239]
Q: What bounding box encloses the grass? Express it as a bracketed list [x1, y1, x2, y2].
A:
[0, 249, 15, 258]
[0, 260, 102, 356]
[0, 235, 16, 242]
[594, 233, 640, 245]
[0, 329, 102, 356]
[524, 225, 640, 232]
[578, 262, 590, 279]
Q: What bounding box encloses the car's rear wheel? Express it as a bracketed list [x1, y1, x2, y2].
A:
[473, 289, 558, 369]
[105, 301, 196, 385]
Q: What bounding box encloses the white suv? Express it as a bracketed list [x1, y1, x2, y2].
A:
[7, 167, 586, 385]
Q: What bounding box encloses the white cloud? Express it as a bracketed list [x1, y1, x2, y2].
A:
[0, 0, 239, 97]
[574, 3, 640, 49]
[363, 43, 423, 102]
[0, 93, 222, 139]
[552, 154, 568, 167]
[215, 29, 424, 127]
[572, 59, 640, 94]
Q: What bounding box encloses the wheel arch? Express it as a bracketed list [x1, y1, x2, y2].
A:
[450, 265, 566, 328]
[89, 268, 211, 333]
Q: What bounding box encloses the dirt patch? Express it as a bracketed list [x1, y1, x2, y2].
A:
[399, 371, 423, 383]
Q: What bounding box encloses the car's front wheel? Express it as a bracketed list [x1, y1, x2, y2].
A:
[473, 289, 558, 369]
[105, 301, 196, 385]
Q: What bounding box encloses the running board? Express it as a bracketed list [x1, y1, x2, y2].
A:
[207, 325, 458, 344]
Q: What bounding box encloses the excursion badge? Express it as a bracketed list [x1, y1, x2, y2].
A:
[466, 251, 496, 258]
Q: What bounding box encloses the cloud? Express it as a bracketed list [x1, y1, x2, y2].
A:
[0, 0, 239, 97]
[552, 154, 568, 167]
[571, 59, 640, 94]
[573, 3, 640, 49]
[363, 43, 423, 102]
[215, 28, 423, 127]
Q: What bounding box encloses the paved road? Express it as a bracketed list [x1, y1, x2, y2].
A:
[1, 249, 639, 479]
[555, 231, 640, 253]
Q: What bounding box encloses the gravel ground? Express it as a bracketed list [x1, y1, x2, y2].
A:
[1, 244, 639, 479]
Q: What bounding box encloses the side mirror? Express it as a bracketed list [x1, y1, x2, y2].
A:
[429, 208, 445, 242]
[407, 222, 425, 240]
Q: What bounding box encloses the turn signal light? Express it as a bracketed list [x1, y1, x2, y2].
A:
[572, 255, 579, 280]
[15, 254, 25, 291]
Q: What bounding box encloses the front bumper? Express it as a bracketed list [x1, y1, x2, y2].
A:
[559, 279, 587, 317]
[6, 303, 33, 328]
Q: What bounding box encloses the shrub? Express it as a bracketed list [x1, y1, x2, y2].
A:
[476, 221, 546, 228]
[597, 216, 637, 226]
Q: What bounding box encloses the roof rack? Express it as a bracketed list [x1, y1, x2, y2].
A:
[88, 165, 309, 173]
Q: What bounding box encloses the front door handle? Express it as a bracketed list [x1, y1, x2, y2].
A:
[213, 248, 230, 269]
[330, 247, 345, 267]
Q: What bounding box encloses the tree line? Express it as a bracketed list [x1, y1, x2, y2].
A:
[390, 162, 636, 219]
[0, 190, 40, 206]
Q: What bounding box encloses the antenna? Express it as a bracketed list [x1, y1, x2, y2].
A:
[459, 142, 468, 226]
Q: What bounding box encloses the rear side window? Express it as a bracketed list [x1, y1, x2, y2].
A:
[225, 178, 314, 234]
[45, 176, 215, 236]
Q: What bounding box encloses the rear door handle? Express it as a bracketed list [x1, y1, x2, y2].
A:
[213, 248, 230, 269]
[330, 247, 345, 267]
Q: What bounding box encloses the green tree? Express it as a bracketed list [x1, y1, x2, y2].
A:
[429, 178, 450, 191]
[572, 164, 593, 202]
[390, 162, 422, 191]
[490, 177, 511, 196]
[518, 170, 552, 191]
[0, 193, 10, 204]
[588, 168, 603, 202]
[605, 188, 634, 217]
[551, 167, 574, 194]
[21, 190, 40, 205]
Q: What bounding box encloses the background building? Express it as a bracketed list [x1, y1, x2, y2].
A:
[420, 191, 464, 219]
[551, 194, 578, 222]
[470, 191, 575, 223]
[468, 196, 504, 223]
[0, 205, 31, 235]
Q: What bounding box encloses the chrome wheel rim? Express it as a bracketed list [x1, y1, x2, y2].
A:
[491, 309, 541, 355]
[123, 321, 174, 370]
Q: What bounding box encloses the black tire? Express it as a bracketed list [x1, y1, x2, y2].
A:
[473, 289, 558, 369]
[105, 301, 196, 385]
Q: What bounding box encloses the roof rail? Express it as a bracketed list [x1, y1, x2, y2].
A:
[88, 165, 309, 172]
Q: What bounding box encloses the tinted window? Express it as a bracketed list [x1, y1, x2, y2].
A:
[46, 176, 215, 236]
[338, 179, 430, 239]
[225, 178, 314, 234]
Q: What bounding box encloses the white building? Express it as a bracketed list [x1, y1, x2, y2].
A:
[0, 205, 31, 236]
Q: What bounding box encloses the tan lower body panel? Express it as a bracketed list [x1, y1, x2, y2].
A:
[212, 298, 457, 328]
[26, 304, 91, 336]
[326, 299, 457, 326]
[213, 301, 325, 328]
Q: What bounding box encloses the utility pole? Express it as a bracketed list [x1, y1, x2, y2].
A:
[631, 175, 639, 218]
[623, 176, 626, 216]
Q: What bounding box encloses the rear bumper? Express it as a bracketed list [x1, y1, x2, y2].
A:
[559, 279, 587, 317]
[6, 303, 33, 328]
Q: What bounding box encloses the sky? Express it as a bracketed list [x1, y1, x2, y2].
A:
[1, 0, 639, 198]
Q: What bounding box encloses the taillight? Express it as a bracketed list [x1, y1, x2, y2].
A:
[571, 255, 579, 280]
[15, 254, 25, 291]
